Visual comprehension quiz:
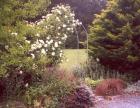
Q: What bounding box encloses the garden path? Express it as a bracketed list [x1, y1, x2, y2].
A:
[95, 94, 140, 108]
[78, 84, 140, 108]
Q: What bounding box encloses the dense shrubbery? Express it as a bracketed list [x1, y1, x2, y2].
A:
[23, 68, 77, 107]
[0, 68, 77, 107]
[0, 0, 81, 75]
[0, 0, 51, 76]
[0, 1, 82, 107]
[0, 0, 50, 102]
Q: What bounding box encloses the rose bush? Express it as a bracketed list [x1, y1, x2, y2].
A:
[27, 4, 82, 65]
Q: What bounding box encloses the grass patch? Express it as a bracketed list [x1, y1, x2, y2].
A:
[60, 49, 88, 71]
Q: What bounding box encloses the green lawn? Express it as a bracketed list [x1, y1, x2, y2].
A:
[60, 49, 88, 70]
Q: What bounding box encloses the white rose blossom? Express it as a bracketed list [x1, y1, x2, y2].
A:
[60, 53, 62, 57]
[25, 40, 30, 44]
[96, 58, 100, 62]
[25, 83, 29, 87]
[51, 52, 55, 56]
[58, 27, 61, 30]
[41, 49, 46, 54]
[31, 44, 36, 51]
[31, 53, 35, 59]
[65, 15, 68, 18]
[52, 47, 55, 50]
[5, 45, 9, 49]
[49, 39, 53, 44]
[39, 40, 44, 44]
[54, 42, 58, 48]
[45, 26, 48, 29]
[19, 70, 23, 75]
[58, 41, 62, 44]
[44, 44, 48, 47]
[63, 24, 67, 28]
[56, 17, 60, 21]
[64, 34, 68, 38]
[11, 32, 18, 36]
[42, 16, 46, 19]
[67, 28, 71, 31]
[47, 36, 50, 40]
[57, 33, 61, 36]
[36, 33, 40, 37]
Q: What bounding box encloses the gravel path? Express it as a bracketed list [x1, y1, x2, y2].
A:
[95, 95, 140, 108]
[95, 80, 140, 108]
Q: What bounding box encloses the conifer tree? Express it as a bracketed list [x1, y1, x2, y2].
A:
[89, 0, 140, 72]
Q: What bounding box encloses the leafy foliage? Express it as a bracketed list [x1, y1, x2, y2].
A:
[24, 69, 76, 108]
[0, 0, 51, 76]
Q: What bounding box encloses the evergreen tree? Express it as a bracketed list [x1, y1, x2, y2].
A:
[89, 0, 140, 72]
[0, 0, 50, 76]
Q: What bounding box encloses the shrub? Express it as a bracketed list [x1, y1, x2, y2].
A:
[95, 78, 127, 96]
[60, 85, 95, 108]
[42, 68, 77, 86]
[85, 77, 102, 89]
[0, 0, 51, 77]
[0, 70, 40, 101]
[23, 84, 48, 107]
[23, 68, 76, 108]
[0, 2, 82, 104]
[72, 59, 130, 81]
[31, 4, 82, 64]
[0, 0, 51, 102]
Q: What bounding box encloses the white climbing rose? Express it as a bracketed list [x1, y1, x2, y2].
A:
[44, 44, 48, 47]
[54, 42, 58, 48]
[50, 39, 53, 44]
[51, 52, 55, 56]
[58, 41, 62, 44]
[41, 49, 46, 54]
[63, 24, 67, 28]
[31, 53, 35, 59]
